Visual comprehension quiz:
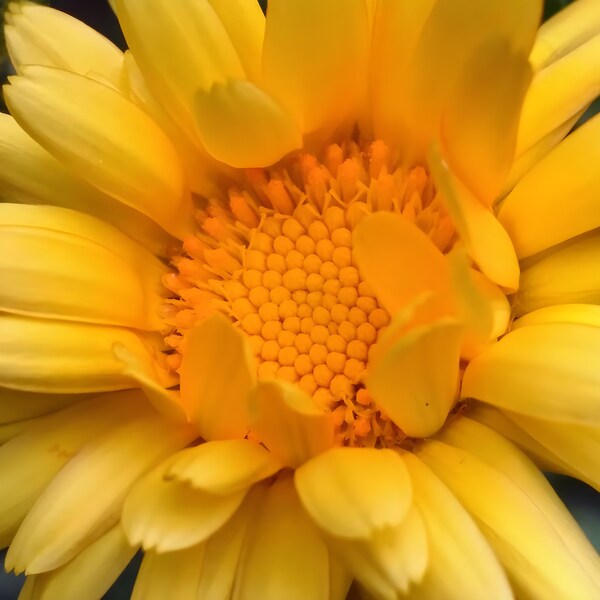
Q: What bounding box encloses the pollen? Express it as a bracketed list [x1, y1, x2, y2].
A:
[162, 141, 455, 447]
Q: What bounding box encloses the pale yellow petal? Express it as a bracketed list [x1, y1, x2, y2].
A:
[4, 66, 192, 239]
[295, 447, 411, 539]
[0, 221, 166, 330]
[113, 0, 244, 138]
[403, 452, 512, 600]
[0, 314, 174, 394]
[512, 304, 600, 330]
[518, 34, 600, 156]
[20, 525, 135, 600]
[418, 437, 600, 599]
[233, 476, 330, 600]
[132, 544, 204, 600]
[352, 211, 452, 316]
[6, 411, 194, 574]
[197, 486, 264, 600]
[429, 149, 519, 290]
[326, 505, 428, 600]
[462, 322, 600, 425]
[508, 413, 600, 494]
[0, 392, 146, 549]
[133, 493, 268, 600]
[501, 114, 600, 259]
[514, 233, 600, 315]
[250, 379, 333, 468]
[207, 0, 265, 83]
[0, 388, 82, 424]
[262, 0, 369, 135]
[469, 402, 573, 475]
[194, 79, 302, 167]
[121, 51, 233, 199]
[5, 3, 123, 87]
[166, 439, 281, 495]
[0, 203, 166, 280]
[437, 418, 600, 592]
[367, 319, 462, 438]
[506, 109, 583, 189]
[0, 113, 174, 256]
[122, 457, 247, 553]
[179, 315, 255, 440]
[531, 0, 600, 70]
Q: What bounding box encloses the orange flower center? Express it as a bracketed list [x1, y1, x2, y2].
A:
[162, 141, 456, 447]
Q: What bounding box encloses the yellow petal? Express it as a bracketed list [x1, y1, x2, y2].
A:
[0, 391, 146, 549]
[0, 113, 174, 256]
[111, 343, 187, 423]
[179, 315, 255, 440]
[207, 0, 265, 83]
[250, 379, 334, 469]
[514, 233, 600, 315]
[430, 149, 520, 290]
[403, 452, 512, 600]
[469, 401, 573, 475]
[262, 0, 369, 135]
[197, 486, 265, 600]
[374, 0, 541, 159]
[113, 0, 244, 138]
[462, 322, 600, 425]
[5, 3, 123, 87]
[326, 505, 428, 599]
[0, 387, 81, 424]
[166, 439, 280, 495]
[512, 303, 600, 330]
[4, 66, 192, 239]
[436, 417, 600, 593]
[6, 411, 194, 574]
[501, 114, 600, 259]
[132, 544, 205, 600]
[234, 476, 331, 600]
[418, 435, 600, 599]
[367, 319, 462, 438]
[531, 0, 600, 69]
[0, 313, 174, 394]
[20, 525, 136, 600]
[447, 251, 510, 358]
[352, 211, 452, 315]
[295, 447, 411, 539]
[441, 40, 531, 206]
[518, 34, 600, 156]
[506, 108, 583, 190]
[0, 219, 166, 330]
[0, 203, 166, 279]
[194, 79, 302, 168]
[121, 51, 234, 200]
[508, 412, 600, 493]
[131, 487, 260, 600]
[371, 0, 437, 146]
[122, 456, 246, 553]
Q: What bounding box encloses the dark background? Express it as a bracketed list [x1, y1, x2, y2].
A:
[0, 0, 599, 598]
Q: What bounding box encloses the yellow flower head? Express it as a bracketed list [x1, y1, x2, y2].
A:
[2, 0, 600, 598]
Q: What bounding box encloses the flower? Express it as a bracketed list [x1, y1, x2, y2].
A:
[2, 0, 600, 598]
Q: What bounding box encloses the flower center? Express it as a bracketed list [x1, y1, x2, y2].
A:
[162, 142, 455, 447]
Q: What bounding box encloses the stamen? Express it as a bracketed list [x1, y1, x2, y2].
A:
[164, 141, 455, 448]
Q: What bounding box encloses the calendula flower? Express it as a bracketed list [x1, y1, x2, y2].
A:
[2, 0, 600, 598]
